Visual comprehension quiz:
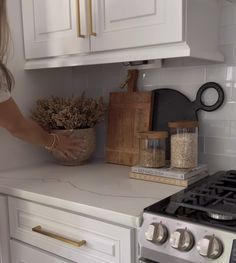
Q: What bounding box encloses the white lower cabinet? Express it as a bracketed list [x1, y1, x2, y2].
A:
[8, 197, 134, 263]
[0, 195, 10, 263]
[11, 240, 73, 263]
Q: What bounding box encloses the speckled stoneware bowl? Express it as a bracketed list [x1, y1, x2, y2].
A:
[51, 127, 96, 166]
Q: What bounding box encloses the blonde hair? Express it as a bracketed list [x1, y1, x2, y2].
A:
[0, 0, 14, 91]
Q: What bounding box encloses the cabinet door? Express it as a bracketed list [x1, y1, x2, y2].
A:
[0, 195, 10, 263]
[21, 0, 90, 59]
[91, 0, 184, 52]
[10, 240, 72, 263]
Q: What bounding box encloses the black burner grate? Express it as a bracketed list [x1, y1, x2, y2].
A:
[145, 170, 236, 232]
[178, 171, 236, 215]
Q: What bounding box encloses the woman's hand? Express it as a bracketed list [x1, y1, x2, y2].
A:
[0, 99, 86, 159]
[52, 133, 86, 160]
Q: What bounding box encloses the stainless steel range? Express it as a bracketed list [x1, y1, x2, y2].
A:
[139, 170, 236, 263]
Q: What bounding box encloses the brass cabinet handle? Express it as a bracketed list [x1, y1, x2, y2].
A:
[32, 225, 86, 248]
[76, 0, 85, 38]
[88, 0, 97, 36]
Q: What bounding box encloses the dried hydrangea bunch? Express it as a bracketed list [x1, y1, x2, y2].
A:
[31, 94, 106, 130]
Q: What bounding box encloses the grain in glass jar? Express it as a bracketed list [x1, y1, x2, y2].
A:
[138, 131, 167, 168]
[168, 121, 198, 169]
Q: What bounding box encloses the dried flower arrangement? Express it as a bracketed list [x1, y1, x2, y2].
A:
[31, 93, 106, 130]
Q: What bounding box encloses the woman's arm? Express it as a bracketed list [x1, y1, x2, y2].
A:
[0, 98, 80, 157]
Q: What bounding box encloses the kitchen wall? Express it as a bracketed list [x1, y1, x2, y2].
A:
[1, 0, 236, 172]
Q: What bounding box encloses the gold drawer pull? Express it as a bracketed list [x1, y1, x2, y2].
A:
[32, 226, 86, 248]
[76, 0, 85, 38]
[88, 0, 97, 36]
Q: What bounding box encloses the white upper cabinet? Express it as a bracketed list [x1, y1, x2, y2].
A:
[21, 0, 90, 59]
[20, 0, 224, 69]
[91, 0, 183, 52]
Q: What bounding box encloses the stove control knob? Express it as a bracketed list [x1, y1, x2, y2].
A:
[197, 235, 223, 259]
[170, 228, 194, 251]
[145, 222, 168, 244]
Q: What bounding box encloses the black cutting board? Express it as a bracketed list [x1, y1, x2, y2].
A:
[152, 82, 225, 159]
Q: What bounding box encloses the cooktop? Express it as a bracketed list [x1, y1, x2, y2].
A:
[145, 170, 236, 232]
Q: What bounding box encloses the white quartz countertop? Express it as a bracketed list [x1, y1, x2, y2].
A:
[0, 160, 183, 228]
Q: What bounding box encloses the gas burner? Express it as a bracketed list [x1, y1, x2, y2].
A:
[206, 211, 236, 221]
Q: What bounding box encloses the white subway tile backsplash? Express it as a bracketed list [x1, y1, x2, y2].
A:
[199, 153, 236, 173]
[229, 85, 236, 103]
[94, 122, 107, 158]
[230, 121, 236, 137]
[219, 45, 236, 64]
[198, 136, 205, 154]
[101, 63, 124, 102]
[220, 25, 236, 45]
[200, 102, 236, 121]
[157, 67, 205, 86]
[199, 120, 230, 137]
[205, 137, 236, 157]
[206, 65, 227, 82]
[220, 1, 236, 26]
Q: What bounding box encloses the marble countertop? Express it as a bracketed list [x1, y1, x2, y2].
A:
[0, 160, 183, 228]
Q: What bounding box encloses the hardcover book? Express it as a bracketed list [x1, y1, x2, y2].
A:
[131, 164, 208, 180]
[129, 171, 209, 187]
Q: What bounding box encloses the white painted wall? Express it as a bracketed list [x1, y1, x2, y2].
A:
[1, 0, 236, 173]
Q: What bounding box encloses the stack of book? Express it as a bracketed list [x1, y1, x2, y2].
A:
[129, 164, 208, 187]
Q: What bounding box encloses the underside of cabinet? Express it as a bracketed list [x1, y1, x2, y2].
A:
[24, 42, 223, 70]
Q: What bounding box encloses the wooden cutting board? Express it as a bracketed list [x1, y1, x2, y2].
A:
[105, 70, 153, 166]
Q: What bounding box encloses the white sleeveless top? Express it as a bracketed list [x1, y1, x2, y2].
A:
[0, 70, 10, 103]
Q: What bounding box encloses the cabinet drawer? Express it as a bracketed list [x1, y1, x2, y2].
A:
[8, 197, 134, 263]
[10, 240, 73, 263]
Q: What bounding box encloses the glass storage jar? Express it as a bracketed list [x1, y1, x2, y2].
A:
[138, 131, 167, 168]
[168, 121, 198, 169]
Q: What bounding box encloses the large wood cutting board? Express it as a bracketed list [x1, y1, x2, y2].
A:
[106, 70, 153, 166]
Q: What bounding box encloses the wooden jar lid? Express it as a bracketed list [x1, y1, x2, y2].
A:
[138, 131, 168, 139]
[168, 121, 199, 128]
